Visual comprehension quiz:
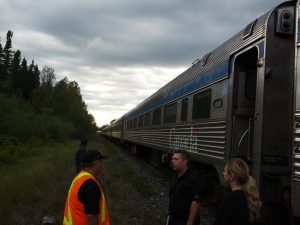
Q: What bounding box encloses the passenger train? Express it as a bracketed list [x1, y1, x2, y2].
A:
[102, 1, 300, 223]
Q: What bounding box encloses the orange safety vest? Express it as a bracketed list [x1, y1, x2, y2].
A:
[63, 171, 110, 225]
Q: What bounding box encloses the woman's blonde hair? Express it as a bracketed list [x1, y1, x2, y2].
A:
[226, 158, 261, 222]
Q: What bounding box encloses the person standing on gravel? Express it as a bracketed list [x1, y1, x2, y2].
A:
[214, 158, 261, 225]
[75, 138, 88, 173]
[64, 149, 110, 225]
[167, 150, 202, 225]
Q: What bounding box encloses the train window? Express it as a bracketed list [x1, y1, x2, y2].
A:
[130, 119, 133, 129]
[245, 67, 257, 100]
[192, 89, 211, 120]
[152, 108, 161, 125]
[164, 102, 177, 124]
[181, 98, 188, 122]
[144, 112, 151, 126]
[133, 117, 137, 128]
[138, 115, 143, 127]
[128, 120, 132, 129]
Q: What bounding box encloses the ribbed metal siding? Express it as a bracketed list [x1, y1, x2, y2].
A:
[294, 109, 300, 182]
[112, 131, 121, 139]
[169, 12, 269, 91]
[124, 120, 226, 160]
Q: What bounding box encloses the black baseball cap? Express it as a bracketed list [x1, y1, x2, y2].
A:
[81, 149, 108, 165]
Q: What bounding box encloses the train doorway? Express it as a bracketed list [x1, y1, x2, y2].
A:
[231, 48, 258, 167]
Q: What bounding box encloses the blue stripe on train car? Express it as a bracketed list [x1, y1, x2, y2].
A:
[129, 40, 265, 119]
[130, 60, 230, 118]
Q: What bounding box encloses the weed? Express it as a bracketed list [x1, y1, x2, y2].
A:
[0, 139, 76, 225]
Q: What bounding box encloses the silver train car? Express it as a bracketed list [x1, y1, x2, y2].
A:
[102, 0, 300, 222]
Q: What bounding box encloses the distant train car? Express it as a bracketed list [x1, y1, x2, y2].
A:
[111, 117, 124, 140]
[102, 1, 300, 222]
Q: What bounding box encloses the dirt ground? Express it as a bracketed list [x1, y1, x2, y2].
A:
[95, 137, 169, 225]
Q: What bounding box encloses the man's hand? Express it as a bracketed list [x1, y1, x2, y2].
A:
[186, 201, 200, 225]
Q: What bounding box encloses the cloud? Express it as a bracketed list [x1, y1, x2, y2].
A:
[1, 0, 284, 126]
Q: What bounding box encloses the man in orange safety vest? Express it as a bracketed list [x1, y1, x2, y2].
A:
[63, 149, 110, 225]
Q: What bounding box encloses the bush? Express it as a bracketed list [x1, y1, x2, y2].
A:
[0, 93, 76, 142]
[0, 144, 18, 164]
[0, 140, 77, 225]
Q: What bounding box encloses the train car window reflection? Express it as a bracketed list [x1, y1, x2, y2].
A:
[181, 98, 188, 121]
[164, 102, 177, 124]
[138, 115, 143, 127]
[144, 112, 151, 126]
[192, 89, 212, 120]
[129, 120, 133, 129]
[133, 117, 137, 128]
[153, 108, 161, 125]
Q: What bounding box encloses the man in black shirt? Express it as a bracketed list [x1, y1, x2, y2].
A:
[63, 149, 110, 225]
[75, 138, 88, 173]
[168, 150, 202, 225]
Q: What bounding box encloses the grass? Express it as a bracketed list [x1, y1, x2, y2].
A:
[100, 139, 153, 197]
[98, 137, 165, 225]
[0, 140, 76, 225]
[0, 136, 166, 225]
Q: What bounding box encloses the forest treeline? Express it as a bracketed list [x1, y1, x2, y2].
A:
[0, 30, 97, 163]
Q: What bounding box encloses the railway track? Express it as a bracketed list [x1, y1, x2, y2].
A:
[101, 137, 216, 225]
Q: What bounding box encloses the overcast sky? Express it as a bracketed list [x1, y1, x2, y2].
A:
[1, 0, 284, 126]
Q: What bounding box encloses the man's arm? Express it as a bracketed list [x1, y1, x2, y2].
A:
[186, 200, 200, 225]
[86, 214, 98, 225]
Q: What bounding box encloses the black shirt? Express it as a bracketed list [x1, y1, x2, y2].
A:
[75, 144, 86, 172]
[78, 179, 101, 214]
[169, 169, 202, 223]
[214, 190, 249, 225]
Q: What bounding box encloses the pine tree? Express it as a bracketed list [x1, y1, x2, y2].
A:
[11, 50, 22, 95]
[21, 60, 40, 100]
[3, 31, 14, 79]
[33, 65, 40, 89]
[24, 60, 35, 99]
[20, 57, 28, 98]
[0, 41, 4, 82]
[0, 31, 15, 93]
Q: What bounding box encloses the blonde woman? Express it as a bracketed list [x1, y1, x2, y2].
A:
[214, 158, 261, 225]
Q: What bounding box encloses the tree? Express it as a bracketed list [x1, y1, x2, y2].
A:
[31, 66, 55, 110]
[40, 66, 55, 88]
[19, 57, 28, 98]
[3, 31, 14, 79]
[0, 31, 14, 93]
[10, 50, 22, 95]
[0, 42, 4, 82]
[33, 65, 40, 89]
[51, 77, 97, 137]
[26, 60, 40, 98]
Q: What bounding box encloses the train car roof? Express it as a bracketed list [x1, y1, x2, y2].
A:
[123, 1, 289, 120]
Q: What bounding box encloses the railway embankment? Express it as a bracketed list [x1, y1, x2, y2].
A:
[99, 136, 216, 225]
[0, 136, 216, 225]
[99, 136, 169, 225]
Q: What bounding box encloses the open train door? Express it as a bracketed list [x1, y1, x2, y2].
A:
[292, 1, 300, 218]
[233, 2, 298, 222]
[231, 46, 261, 186]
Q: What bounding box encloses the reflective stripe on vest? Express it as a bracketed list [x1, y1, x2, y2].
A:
[63, 171, 109, 225]
[100, 190, 106, 223]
